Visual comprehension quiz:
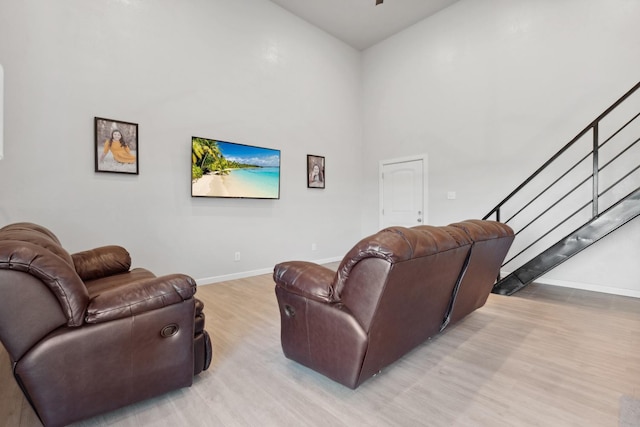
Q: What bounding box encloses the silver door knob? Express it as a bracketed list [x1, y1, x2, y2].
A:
[417, 218, 422, 222]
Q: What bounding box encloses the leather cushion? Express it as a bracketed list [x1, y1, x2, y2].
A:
[86, 273, 197, 323]
[72, 245, 131, 281]
[0, 227, 74, 267]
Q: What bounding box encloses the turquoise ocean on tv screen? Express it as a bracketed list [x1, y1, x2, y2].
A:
[232, 167, 280, 198]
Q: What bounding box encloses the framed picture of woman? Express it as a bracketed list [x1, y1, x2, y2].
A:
[307, 154, 325, 189]
[95, 117, 139, 174]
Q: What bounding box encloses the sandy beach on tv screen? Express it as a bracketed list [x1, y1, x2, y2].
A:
[192, 171, 274, 198]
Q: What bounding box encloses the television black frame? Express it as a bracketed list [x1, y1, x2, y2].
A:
[191, 136, 281, 200]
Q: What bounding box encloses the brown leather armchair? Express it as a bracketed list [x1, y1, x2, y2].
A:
[274, 220, 513, 389]
[0, 222, 212, 427]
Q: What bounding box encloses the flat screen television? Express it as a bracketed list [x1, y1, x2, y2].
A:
[191, 136, 281, 199]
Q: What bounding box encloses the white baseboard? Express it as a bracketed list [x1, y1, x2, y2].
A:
[500, 270, 640, 299]
[198, 264, 640, 299]
[534, 277, 640, 299]
[196, 256, 343, 286]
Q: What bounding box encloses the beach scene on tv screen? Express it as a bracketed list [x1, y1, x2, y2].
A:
[192, 137, 280, 199]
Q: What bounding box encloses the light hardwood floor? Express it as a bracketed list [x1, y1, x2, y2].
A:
[1, 270, 639, 427]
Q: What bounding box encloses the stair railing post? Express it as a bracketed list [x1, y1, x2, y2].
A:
[592, 123, 599, 218]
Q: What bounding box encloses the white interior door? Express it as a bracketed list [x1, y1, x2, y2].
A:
[379, 155, 427, 229]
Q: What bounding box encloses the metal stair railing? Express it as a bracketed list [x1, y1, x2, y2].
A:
[483, 81, 640, 291]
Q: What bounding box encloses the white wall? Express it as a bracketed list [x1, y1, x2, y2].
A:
[0, 64, 3, 160]
[1, 0, 638, 296]
[361, 0, 640, 296]
[0, 0, 363, 282]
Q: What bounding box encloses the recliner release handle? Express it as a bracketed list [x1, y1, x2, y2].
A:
[284, 305, 295, 318]
[161, 323, 180, 337]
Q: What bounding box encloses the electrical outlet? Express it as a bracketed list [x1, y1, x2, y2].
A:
[234, 252, 241, 262]
[447, 191, 456, 200]
[311, 243, 317, 251]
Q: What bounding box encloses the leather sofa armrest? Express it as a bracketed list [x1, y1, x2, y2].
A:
[273, 261, 336, 303]
[86, 274, 196, 323]
[72, 245, 131, 281]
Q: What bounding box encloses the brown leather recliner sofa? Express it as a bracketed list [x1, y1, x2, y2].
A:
[274, 219, 514, 389]
[0, 222, 212, 427]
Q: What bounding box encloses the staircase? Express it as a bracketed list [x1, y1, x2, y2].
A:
[485, 81, 640, 295]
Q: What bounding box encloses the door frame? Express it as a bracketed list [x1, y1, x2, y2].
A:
[379, 154, 428, 229]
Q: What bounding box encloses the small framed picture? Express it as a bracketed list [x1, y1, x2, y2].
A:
[95, 117, 139, 174]
[307, 154, 325, 189]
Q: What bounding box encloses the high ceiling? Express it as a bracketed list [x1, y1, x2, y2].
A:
[268, 0, 460, 50]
